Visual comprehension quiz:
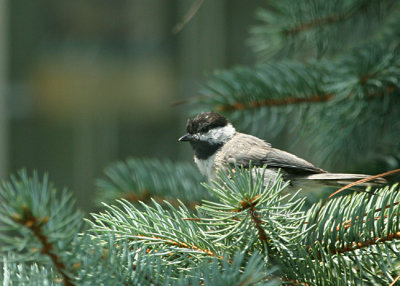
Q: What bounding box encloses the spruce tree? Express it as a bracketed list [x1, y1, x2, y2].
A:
[1, 1, 400, 285]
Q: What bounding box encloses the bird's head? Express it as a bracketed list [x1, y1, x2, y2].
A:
[178, 112, 236, 158]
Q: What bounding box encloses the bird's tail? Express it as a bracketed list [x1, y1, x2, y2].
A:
[304, 173, 387, 188]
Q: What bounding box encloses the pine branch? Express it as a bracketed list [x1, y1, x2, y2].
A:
[0, 166, 398, 284]
[198, 166, 307, 254]
[200, 42, 399, 113]
[136, 233, 223, 259]
[285, 12, 351, 36]
[71, 235, 175, 285]
[217, 93, 333, 112]
[0, 170, 83, 284]
[200, 62, 323, 111]
[269, 181, 400, 284]
[1, 260, 61, 286]
[183, 251, 277, 286]
[4, 1, 400, 282]
[303, 184, 400, 257]
[312, 168, 400, 224]
[334, 231, 400, 255]
[197, 62, 326, 137]
[196, 40, 400, 167]
[96, 158, 212, 207]
[12, 206, 73, 286]
[241, 194, 270, 246]
[249, 0, 398, 60]
[89, 199, 223, 268]
[284, 0, 373, 36]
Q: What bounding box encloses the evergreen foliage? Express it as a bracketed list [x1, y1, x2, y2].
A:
[1, 167, 400, 285]
[1, 0, 400, 285]
[95, 158, 213, 207]
[197, 0, 400, 170]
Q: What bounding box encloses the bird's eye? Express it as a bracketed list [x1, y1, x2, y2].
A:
[200, 126, 209, 133]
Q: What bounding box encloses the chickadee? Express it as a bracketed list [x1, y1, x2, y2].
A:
[179, 112, 386, 190]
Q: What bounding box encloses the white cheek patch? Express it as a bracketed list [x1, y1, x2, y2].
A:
[199, 124, 236, 144]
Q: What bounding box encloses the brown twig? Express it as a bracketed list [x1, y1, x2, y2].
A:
[239, 195, 270, 245]
[172, 0, 205, 34]
[216, 85, 398, 112]
[284, 2, 371, 36]
[250, 204, 270, 245]
[217, 94, 333, 112]
[308, 231, 400, 260]
[13, 206, 74, 286]
[136, 234, 224, 260]
[333, 232, 400, 255]
[285, 13, 350, 35]
[214, 77, 398, 113]
[389, 274, 400, 286]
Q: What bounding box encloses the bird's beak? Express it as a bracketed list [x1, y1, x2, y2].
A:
[178, 133, 192, 142]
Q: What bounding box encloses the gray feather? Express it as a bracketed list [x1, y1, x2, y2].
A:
[216, 132, 325, 175]
[214, 132, 386, 190]
[301, 173, 387, 187]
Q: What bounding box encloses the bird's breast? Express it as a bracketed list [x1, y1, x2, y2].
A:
[194, 154, 217, 180]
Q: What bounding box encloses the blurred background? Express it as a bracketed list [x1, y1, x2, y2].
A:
[0, 0, 267, 210]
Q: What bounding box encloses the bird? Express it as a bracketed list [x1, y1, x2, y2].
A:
[178, 111, 386, 191]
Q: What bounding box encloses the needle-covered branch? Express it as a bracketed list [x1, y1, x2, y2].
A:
[248, 0, 398, 60]
[279, 184, 400, 284]
[96, 158, 213, 207]
[1, 163, 400, 285]
[303, 184, 400, 252]
[89, 198, 224, 268]
[0, 171, 83, 285]
[192, 0, 400, 170]
[197, 166, 308, 255]
[196, 40, 400, 167]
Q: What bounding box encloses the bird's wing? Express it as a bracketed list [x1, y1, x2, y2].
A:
[220, 133, 325, 174]
[263, 148, 326, 174]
